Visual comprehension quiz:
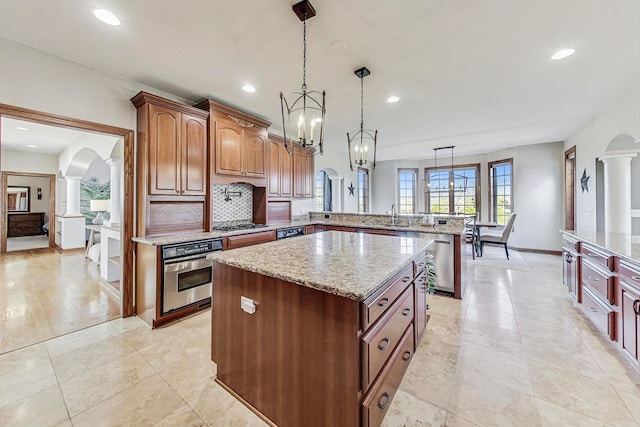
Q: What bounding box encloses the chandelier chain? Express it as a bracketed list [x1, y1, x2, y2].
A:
[302, 13, 307, 91]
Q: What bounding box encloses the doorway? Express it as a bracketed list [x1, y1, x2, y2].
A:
[0, 102, 135, 318]
[2, 171, 56, 252]
[564, 146, 576, 230]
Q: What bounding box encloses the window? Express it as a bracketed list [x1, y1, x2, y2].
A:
[315, 171, 324, 211]
[424, 164, 479, 215]
[358, 167, 369, 213]
[489, 159, 513, 225]
[398, 169, 417, 214]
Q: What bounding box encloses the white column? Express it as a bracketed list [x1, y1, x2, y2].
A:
[106, 158, 122, 226]
[330, 176, 344, 212]
[65, 176, 82, 216]
[599, 153, 637, 233]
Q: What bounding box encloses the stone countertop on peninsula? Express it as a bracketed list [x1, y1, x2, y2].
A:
[561, 230, 640, 263]
[207, 231, 434, 301]
[132, 215, 464, 246]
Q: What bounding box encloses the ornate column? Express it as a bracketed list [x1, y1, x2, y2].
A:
[599, 153, 637, 233]
[106, 158, 122, 226]
[64, 176, 82, 216]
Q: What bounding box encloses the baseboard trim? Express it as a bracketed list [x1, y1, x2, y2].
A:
[511, 246, 562, 256]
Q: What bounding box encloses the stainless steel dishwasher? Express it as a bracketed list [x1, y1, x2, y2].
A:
[427, 234, 454, 294]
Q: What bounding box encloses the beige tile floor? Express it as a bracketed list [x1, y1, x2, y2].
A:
[0, 248, 121, 354]
[1, 247, 640, 426]
[6, 235, 50, 252]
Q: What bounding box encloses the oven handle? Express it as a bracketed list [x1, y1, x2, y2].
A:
[163, 252, 218, 265]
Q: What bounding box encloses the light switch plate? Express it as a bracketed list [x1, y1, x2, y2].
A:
[631, 209, 640, 218]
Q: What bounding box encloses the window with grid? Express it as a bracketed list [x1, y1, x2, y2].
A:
[424, 165, 479, 215]
[315, 171, 325, 211]
[398, 169, 417, 214]
[358, 167, 369, 213]
[489, 159, 512, 225]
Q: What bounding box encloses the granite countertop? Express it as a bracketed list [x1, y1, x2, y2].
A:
[208, 231, 434, 301]
[561, 230, 640, 263]
[132, 216, 463, 246]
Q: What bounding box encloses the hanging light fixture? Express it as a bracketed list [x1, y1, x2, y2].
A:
[280, 0, 326, 156]
[347, 67, 377, 171]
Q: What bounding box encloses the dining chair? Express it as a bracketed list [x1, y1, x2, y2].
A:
[479, 213, 517, 259]
[464, 214, 479, 259]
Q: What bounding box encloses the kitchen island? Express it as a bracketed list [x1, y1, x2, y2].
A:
[208, 231, 434, 427]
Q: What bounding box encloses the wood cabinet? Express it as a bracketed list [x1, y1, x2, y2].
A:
[580, 255, 616, 341]
[293, 144, 314, 198]
[7, 212, 45, 237]
[619, 262, 640, 365]
[131, 92, 209, 237]
[357, 228, 406, 237]
[212, 250, 428, 426]
[267, 135, 293, 198]
[196, 99, 271, 186]
[134, 95, 208, 196]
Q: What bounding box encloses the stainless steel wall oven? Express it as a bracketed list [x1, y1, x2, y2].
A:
[161, 238, 223, 315]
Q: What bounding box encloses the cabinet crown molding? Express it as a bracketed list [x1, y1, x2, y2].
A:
[130, 91, 209, 119]
[227, 115, 256, 128]
[195, 99, 271, 129]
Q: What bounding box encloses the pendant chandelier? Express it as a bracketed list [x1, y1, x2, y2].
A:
[425, 145, 467, 193]
[347, 67, 377, 171]
[279, 0, 326, 156]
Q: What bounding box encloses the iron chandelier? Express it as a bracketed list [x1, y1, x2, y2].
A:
[347, 67, 377, 171]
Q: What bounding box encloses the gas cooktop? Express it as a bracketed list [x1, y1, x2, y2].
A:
[212, 223, 269, 232]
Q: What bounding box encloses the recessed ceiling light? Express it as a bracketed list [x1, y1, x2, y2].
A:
[27, 144, 38, 148]
[17, 127, 30, 131]
[387, 96, 400, 103]
[551, 48, 575, 60]
[93, 9, 120, 26]
[330, 41, 346, 51]
[242, 84, 256, 93]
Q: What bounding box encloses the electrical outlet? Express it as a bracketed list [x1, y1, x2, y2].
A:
[325, 214, 330, 219]
[438, 219, 447, 225]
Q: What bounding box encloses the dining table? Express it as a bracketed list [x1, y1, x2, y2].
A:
[472, 220, 498, 257]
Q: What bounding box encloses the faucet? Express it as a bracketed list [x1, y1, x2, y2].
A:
[390, 204, 398, 226]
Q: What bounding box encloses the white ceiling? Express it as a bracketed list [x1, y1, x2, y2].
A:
[1, 117, 121, 155]
[0, 0, 638, 161]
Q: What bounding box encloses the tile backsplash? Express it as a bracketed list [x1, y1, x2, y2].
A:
[212, 183, 253, 223]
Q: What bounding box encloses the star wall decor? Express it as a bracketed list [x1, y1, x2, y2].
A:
[581, 168, 590, 193]
[348, 182, 355, 197]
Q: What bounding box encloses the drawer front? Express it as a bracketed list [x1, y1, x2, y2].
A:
[363, 264, 413, 329]
[582, 287, 616, 341]
[226, 230, 276, 250]
[362, 324, 414, 427]
[582, 260, 614, 305]
[580, 243, 614, 271]
[619, 261, 640, 289]
[326, 226, 356, 232]
[362, 285, 414, 391]
[562, 236, 580, 252]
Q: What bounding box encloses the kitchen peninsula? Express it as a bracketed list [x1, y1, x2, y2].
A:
[208, 231, 434, 427]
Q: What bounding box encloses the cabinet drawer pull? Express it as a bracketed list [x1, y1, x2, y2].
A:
[588, 276, 598, 281]
[378, 392, 390, 409]
[377, 298, 389, 307]
[402, 350, 412, 361]
[402, 308, 412, 316]
[402, 276, 411, 283]
[589, 306, 598, 313]
[634, 300, 640, 315]
[378, 338, 391, 350]
[632, 276, 640, 281]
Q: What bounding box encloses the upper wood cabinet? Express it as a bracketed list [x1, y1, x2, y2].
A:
[196, 99, 271, 186]
[267, 135, 292, 198]
[132, 92, 208, 196]
[293, 144, 314, 198]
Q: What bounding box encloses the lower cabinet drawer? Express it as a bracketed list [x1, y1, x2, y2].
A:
[582, 261, 614, 305]
[582, 287, 616, 341]
[413, 253, 427, 276]
[361, 285, 414, 391]
[362, 263, 413, 329]
[225, 230, 276, 250]
[362, 324, 415, 427]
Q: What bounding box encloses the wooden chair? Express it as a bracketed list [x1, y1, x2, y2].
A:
[479, 213, 517, 259]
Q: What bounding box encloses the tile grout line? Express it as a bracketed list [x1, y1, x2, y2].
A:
[44, 343, 74, 426]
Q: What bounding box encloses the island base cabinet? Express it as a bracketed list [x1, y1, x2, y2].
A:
[620, 282, 640, 364]
[212, 263, 361, 427]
